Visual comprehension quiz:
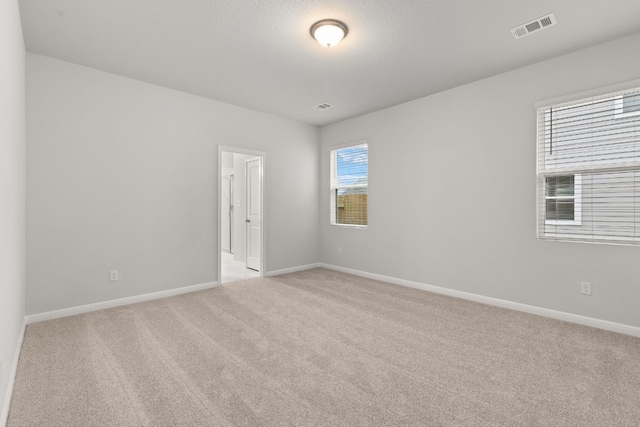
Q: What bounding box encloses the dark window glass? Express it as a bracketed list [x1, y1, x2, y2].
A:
[546, 199, 575, 220]
[546, 175, 575, 221]
[546, 175, 574, 198]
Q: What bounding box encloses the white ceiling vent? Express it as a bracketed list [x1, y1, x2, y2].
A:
[313, 103, 333, 110]
[511, 13, 557, 39]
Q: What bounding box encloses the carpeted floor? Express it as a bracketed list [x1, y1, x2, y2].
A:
[8, 268, 640, 426]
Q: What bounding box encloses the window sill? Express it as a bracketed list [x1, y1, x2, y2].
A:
[331, 223, 368, 229]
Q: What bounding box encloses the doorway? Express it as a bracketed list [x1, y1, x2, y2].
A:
[218, 146, 265, 284]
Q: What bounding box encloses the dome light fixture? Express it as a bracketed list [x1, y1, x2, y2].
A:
[310, 19, 348, 48]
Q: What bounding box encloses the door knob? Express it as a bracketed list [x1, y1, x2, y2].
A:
[246, 219, 250, 223]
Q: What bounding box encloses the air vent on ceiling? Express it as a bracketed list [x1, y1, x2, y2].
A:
[511, 13, 557, 39]
[313, 103, 333, 110]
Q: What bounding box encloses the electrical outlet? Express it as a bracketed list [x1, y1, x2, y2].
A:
[337, 247, 342, 255]
[109, 270, 119, 282]
[580, 281, 592, 296]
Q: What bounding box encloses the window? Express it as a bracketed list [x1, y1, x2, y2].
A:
[330, 142, 368, 226]
[545, 175, 581, 224]
[537, 86, 640, 244]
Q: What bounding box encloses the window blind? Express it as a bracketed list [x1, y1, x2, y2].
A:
[330, 143, 368, 226]
[537, 87, 640, 244]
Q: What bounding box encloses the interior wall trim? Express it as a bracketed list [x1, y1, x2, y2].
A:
[320, 263, 640, 338]
[1, 320, 26, 427]
[24, 281, 219, 325]
[22, 261, 640, 337]
[265, 263, 322, 277]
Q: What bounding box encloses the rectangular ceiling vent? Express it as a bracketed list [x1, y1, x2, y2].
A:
[511, 13, 556, 39]
[313, 103, 333, 110]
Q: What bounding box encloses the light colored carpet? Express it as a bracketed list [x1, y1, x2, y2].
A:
[8, 268, 640, 426]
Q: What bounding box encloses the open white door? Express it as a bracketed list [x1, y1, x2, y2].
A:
[245, 158, 261, 271]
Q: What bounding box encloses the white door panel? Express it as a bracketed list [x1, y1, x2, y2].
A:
[246, 158, 261, 271]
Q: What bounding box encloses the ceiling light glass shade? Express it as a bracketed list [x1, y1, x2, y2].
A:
[310, 19, 348, 48]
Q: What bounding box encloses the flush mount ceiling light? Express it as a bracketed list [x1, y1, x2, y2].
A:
[310, 19, 348, 48]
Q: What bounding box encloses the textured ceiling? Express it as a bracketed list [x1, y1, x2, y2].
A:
[18, 0, 640, 126]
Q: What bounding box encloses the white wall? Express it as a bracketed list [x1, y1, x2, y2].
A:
[0, 0, 26, 419]
[320, 32, 640, 328]
[26, 54, 319, 315]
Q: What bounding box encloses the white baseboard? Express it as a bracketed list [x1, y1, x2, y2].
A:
[320, 263, 640, 338]
[20, 261, 640, 337]
[1, 320, 26, 427]
[265, 263, 322, 277]
[25, 281, 219, 325]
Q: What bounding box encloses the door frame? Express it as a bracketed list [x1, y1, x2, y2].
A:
[245, 158, 261, 271]
[229, 173, 234, 254]
[217, 146, 266, 284]
[220, 173, 234, 253]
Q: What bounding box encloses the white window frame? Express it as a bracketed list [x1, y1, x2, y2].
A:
[330, 141, 368, 228]
[544, 174, 582, 226]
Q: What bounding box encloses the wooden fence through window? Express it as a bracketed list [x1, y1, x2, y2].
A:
[337, 194, 368, 225]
